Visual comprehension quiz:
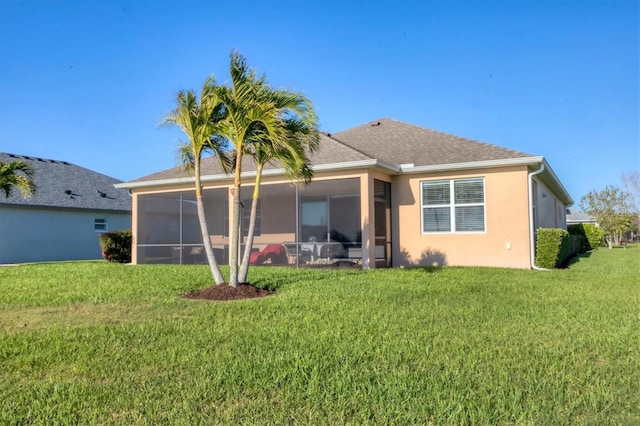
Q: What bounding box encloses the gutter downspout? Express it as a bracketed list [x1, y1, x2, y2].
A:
[528, 162, 549, 271]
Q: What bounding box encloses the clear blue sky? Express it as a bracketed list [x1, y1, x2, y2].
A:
[1, 0, 638, 204]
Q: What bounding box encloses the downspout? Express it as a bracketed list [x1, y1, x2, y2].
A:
[528, 162, 549, 270]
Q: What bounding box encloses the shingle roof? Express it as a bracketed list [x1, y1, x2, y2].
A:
[0, 153, 131, 212]
[566, 209, 597, 223]
[130, 133, 375, 183]
[130, 118, 535, 185]
[331, 118, 533, 166]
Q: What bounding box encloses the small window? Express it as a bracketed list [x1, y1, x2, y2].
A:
[421, 178, 485, 233]
[94, 218, 107, 232]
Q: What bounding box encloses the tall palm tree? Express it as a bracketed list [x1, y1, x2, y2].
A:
[237, 111, 319, 284]
[163, 76, 229, 285]
[0, 160, 36, 199]
[216, 52, 300, 287]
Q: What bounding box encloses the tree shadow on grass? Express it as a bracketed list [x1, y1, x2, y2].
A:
[567, 251, 592, 268]
[396, 247, 447, 273]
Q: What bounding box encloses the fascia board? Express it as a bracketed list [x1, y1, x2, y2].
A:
[312, 159, 400, 173]
[540, 158, 574, 206]
[399, 156, 544, 173]
[115, 160, 400, 190]
[397, 156, 573, 206]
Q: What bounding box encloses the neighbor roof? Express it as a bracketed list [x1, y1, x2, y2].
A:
[0, 153, 131, 212]
[566, 209, 597, 224]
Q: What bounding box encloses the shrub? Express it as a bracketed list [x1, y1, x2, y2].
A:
[536, 228, 581, 268]
[99, 230, 132, 263]
[568, 223, 605, 253]
[582, 223, 605, 250]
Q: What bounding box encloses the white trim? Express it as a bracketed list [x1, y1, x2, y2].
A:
[115, 159, 400, 190]
[539, 158, 574, 206]
[528, 163, 549, 271]
[401, 156, 544, 173]
[115, 156, 575, 208]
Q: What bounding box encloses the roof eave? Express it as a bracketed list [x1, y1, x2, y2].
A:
[540, 158, 574, 206]
[398, 156, 544, 174]
[400, 156, 573, 206]
[116, 160, 400, 190]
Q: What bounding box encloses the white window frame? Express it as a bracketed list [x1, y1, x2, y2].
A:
[94, 217, 108, 232]
[421, 178, 486, 234]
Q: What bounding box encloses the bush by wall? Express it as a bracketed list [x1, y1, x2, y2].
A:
[99, 230, 132, 263]
[536, 228, 581, 269]
[567, 223, 604, 253]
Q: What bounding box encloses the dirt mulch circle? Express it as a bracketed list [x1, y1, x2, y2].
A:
[183, 283, 274, 301]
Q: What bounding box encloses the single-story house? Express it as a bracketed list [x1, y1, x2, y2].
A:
[0, 153, 131, 264]
[116, 118, 573, 269]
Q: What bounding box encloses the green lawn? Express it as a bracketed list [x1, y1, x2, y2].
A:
[1, 247, 638, 425]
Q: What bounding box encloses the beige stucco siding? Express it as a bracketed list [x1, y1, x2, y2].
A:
[533, 177, 567, 229]
[392, 166, 532, 269]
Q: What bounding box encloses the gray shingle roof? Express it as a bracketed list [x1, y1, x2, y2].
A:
[0, 153, 131, 212]
[332, 118, 533, 166]
[130, 118, 535, 184]
[130, 133, 375, 183]
[566, 209, 597, 224]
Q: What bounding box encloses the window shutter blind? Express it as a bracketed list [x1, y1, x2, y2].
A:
[423, 207, 451, 232]
[454, 179, 484, 204]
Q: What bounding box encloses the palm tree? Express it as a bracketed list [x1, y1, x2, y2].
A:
[237, 110, 319, 284]
[163, 76, 229, 285]
[0, 160, 36, 199]
[217, 52, 303, 287]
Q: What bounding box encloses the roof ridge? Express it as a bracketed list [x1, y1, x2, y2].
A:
[334, 118, 532, 158]
[321, 133, 377, 161]
[0, 152, 75, 166]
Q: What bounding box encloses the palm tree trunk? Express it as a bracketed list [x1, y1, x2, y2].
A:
[238, 164, 263, 283]
[195, 158, 225, 284]
[229, 151, 243, 287]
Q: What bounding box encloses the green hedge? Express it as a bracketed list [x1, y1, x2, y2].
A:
[536, 228, 582, 269]
[99, 230, 132, 263]
[567, 223, 604, 253]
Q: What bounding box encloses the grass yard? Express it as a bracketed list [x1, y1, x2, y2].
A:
[1, 247, 638, 425]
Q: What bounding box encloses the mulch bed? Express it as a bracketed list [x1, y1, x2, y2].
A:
[183, 283, 274, 301]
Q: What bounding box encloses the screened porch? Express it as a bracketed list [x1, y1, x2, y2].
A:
[135, 177, 390, 267]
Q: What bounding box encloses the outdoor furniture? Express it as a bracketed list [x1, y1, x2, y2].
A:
[318, 242, 346, 263]
[283, 243, 312, 265]
[249, 244, 287, 265]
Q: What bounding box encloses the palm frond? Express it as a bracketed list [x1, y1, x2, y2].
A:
[176, 143, 195, 176]
[0, 160, 36, 198]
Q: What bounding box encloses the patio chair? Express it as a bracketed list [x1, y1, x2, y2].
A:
[283, 243, 312, 265]
[319, 242, 346, 263]
[249, 244, 287, 265]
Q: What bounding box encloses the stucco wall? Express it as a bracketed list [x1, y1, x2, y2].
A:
[533, 177, 567, 229]
[0, 206, 131, 264]
[392, 166, 532, 269]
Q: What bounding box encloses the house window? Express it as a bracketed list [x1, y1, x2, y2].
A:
[421, 178, 485, 233]
[224, 200, 261, 237]
[94, 218, 108, 232]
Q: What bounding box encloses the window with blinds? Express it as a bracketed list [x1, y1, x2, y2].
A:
[421, 178, 485, 233]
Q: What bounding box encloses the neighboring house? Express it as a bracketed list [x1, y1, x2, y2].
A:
[566, 208, 598, 226]
[0, 153, 131, 264]
[116, 118, 573, 269]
